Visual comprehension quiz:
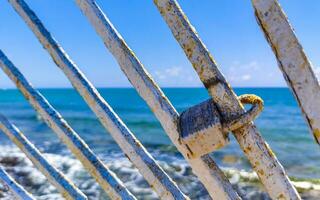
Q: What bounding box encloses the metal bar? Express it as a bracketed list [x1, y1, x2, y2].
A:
[0, 114, 87, 200]
[0, 166, 35, 200]
[154, 0, 301, 199]
[76, 0, 241, 199]
[252, 0, 320, 145]
[8, 1, 188, 199]
[0, 51, 136, 200]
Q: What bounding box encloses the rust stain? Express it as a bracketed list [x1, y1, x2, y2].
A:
[277, 193, 285, 200]
[312, 129, 320, 143]
[244, 146, 252, 154]
[258, 169, 265, 176]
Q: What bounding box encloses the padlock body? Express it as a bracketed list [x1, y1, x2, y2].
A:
[179, 99, 229, 158]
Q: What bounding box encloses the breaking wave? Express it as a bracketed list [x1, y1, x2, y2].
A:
[0, 145, 319, 200]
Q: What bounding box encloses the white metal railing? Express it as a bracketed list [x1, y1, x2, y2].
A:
[153, 1, 300, 199]
[0, 166, 35, 200]
[0, 113, 87, 199]
[252, 0, 320, 145]
[0, 50, 136, 200]
[7, 0, 188, 199]
[1, 0, 318, 199]
[75, 0, 240, 199]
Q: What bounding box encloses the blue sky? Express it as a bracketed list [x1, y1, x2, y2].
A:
[0, 0, 319, 88]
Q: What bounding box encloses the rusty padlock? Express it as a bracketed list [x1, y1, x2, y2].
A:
[179, 94, 263, 159]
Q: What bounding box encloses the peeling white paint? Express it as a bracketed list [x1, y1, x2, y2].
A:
[0, 114, 87, 200]
[0, 0, 306, 199]
[252, 0, 320, 145]
[7, 0, 187, 199]
[154, 0, 301, 199]
[76, 0, 241, 199]
[0, 49, 136, 200]
[0, 166, 35, 200]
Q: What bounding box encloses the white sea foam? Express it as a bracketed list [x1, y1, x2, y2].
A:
[0, 145, 318, 199]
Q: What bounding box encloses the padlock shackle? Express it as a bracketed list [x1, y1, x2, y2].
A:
[222, 94, 263, 132]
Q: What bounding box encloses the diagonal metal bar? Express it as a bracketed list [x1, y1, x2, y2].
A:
[154, 0, 301, 199]
[8, 0, 188, 199]
[252, 0, 320, 145]
[0, 166, 35, 200]
[0, 114, 87, 200]
[76, 0, 241, 199]
[0, 51, 136, 200]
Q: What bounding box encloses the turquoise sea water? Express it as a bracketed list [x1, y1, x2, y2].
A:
[0, 87, 319, 199]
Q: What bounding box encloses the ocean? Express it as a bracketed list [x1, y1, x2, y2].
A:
[0, 88, 319, 199]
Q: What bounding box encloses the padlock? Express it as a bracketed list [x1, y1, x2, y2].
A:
[179, 94, 263, 159]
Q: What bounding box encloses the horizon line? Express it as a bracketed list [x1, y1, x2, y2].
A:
[0, 86, 289, 90]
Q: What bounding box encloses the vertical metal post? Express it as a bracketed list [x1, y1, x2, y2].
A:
[153, 0, 300, 199]
[76, 0, 241, 199]
[252, 0, 320, 144]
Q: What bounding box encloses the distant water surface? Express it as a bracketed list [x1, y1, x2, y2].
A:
[0, 88, 319, 199]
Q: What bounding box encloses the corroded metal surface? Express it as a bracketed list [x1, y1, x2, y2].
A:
[1, 0, 306, 199]
[0, 166, 35, 200]
[76, 0, 241, 199]
[252, 0, 320, 145]
[179, 94, 263, 159]
[0, 114, 87, 200]
[154, 0, 300, 199]
[179, 99, 229, 158]
[8, 0, 188, 199]
[0, 50, 136, 200]
[222, 95, 264, 132]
